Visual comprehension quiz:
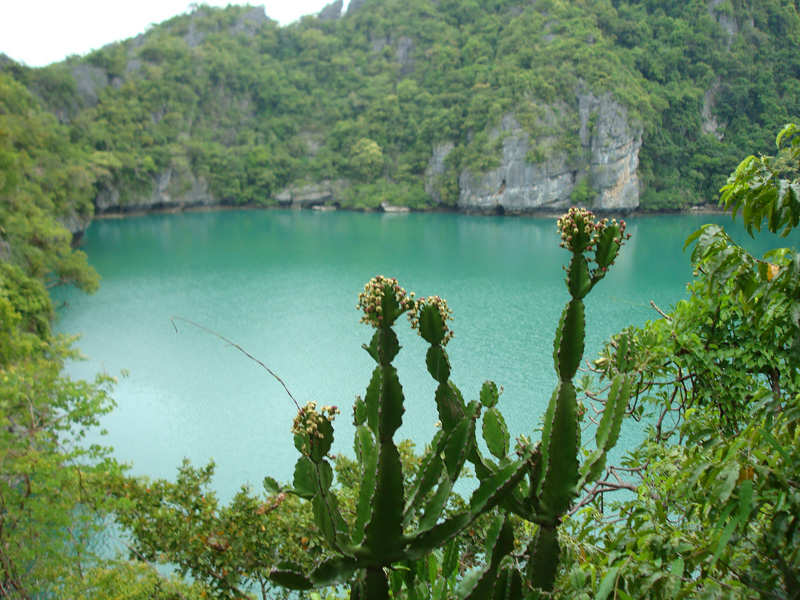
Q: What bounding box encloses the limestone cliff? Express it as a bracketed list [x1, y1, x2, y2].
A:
[94, 168, 216, 214]
[453, 89, 641, 213]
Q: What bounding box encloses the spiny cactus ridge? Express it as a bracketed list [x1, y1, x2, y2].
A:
[269, 209, 632, 598]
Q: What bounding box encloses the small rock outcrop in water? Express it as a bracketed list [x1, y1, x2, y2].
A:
[275, 180, 347, 208]
[454, 88, 642, 213]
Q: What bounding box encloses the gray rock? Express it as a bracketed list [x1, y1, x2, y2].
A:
[702, 78, 725, 140]
[396, 37, 415, 75]
[95, 168, 216, 214]
[38, 63, 109, 121]
[708, 0, 738, 39]
[318, 0, 343, 21]
[424, 141, 454, 203]
[380, 201, 410, 212]
[229, 6, 269, 37]
[456, 87, 642, 213]
[278, 180, 347, 208]
[59, 212, 93, 238]
[347, 0, 369, 15]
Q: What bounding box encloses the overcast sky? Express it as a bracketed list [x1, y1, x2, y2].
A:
[1, 1, 345, 67]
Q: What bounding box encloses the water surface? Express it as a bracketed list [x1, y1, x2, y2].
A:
[55, 209, 795, 499]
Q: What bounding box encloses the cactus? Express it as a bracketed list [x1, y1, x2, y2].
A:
[268, 208, 633, 598]
[269, 277, 528, 598]
[460, 208, 634, 596]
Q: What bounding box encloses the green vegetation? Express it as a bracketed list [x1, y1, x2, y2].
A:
[2, 0, 799, 212]
[3, 1, 800, 593]
[0, 73, 204, 598]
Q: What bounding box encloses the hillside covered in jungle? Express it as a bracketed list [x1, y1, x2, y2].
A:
[2, 0, 799, 219]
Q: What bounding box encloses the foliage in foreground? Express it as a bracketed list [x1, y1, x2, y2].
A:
[0, 71, 206, 600]
[116, 125, 800, 599]
[557, 123, 800, 599]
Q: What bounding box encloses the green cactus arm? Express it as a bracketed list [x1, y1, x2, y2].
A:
[350, 567, 391, 600]
[497, 564, 524, 600]
[483, 407, 510, 459]
[538, 381, 580, 519]
[567, 254, 593, 300]
[579, 373, 632, 488]
[594, 223, 624, 271]
[364, 438, 405, 553]
[404, 443, 445, 520]
[352, 426, 377, 544]
[426, 345, 451, 384]
[405, 509, 471, 560]
[312, 461, 353, 552]
[554, 300, 586, 381]
[526, 525, 560, 592]
[416, 475, 454, 533]
[479, 380, 501, 408]
[435, 384, 466, 432]
[270, 562, 314, 590]
[459, 514, 515, 599]
[291, 456, 318, 499]
[443, 412, 475, 479]
[309, 556, 359, 587]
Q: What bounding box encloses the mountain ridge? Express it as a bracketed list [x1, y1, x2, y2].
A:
[2, 0, 798, 223]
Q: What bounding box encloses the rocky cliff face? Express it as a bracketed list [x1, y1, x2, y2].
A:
[453, 88, 642, 213]
[95, 168, 216, 214]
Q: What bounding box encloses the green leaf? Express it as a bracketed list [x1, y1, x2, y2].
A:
[595, 565, 620, 600]
[668, 557, 684, 598]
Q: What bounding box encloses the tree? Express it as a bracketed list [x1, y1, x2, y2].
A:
[557, 123, 800, 598]
[350, 137, 384, 182]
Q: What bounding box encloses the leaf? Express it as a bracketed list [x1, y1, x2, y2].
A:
[595, 566, 620, 600]
[668, 557, 684, 598]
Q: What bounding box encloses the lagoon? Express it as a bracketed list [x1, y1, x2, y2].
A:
[54, 209, 794, 499]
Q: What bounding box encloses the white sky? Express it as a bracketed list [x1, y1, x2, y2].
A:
[1, 1, 344, 67]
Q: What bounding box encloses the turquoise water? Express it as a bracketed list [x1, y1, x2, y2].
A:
[54, 209, 796, 499]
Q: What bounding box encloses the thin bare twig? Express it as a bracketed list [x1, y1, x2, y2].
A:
[170, 316, 300, 410]
[650, 300, 671, 320]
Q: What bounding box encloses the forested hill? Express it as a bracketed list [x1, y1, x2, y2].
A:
[3, 0, 799, 218]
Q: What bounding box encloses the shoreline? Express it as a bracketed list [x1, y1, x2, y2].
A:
[89, 200, 727, 223]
